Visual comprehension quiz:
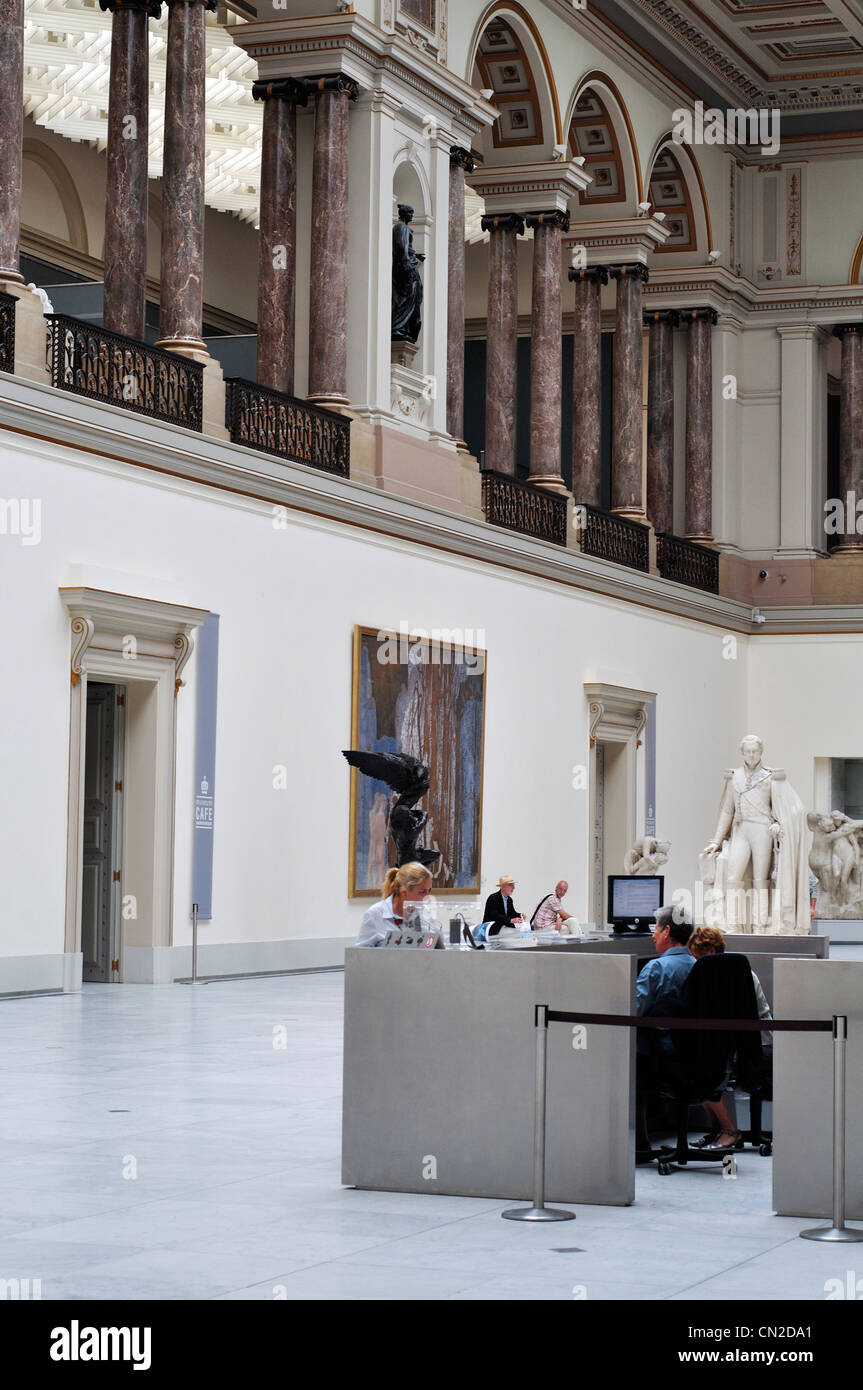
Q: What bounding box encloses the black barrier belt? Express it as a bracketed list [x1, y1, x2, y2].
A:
[545, 1010, 832, 1032]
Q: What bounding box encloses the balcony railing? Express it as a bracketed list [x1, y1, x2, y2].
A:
[480, 469, 568, 547]
[576, 503, 650, 572]
[0, 291, 16, 373]
[656, 533, 719, 593]
[46, 315, 203, 431]
[225, 378, 350, 478]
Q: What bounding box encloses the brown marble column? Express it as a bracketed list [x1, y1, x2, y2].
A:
[307, 74, 359, 407]
[481, 212, 524, 475]
[526, 209, 569, 491]
[833, 324, 863, 551]
[569, 266, 607, 505]
[645, 309, 678, 536]
[0, 0, 24, 282]
[157, 0, 216, 354]
[101, 0, 160, 340]
[609, 264, 648, 517]
[683, 307, 717, 541]
[447, 145, 474, 445]
[253, 78, 307, 395]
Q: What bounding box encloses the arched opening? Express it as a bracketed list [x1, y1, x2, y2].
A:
[645, 140, 712, 257]
[22, 139, 89, 253]
[564, 75, 642, 214]
[468, 3, 561, 165]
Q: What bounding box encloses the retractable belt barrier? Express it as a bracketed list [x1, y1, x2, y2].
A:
[502, 1007, 863, 1244]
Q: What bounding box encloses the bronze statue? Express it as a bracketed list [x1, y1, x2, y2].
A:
[342, 748, 440, 871]
[391, 204, 424, 344]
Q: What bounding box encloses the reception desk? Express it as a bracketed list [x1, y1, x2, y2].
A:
[342, 947, 636, 1206]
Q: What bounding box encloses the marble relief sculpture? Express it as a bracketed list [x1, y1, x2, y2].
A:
[391, 204, 424, 344]
[624, 837, 670, 875]
[808, 812, 863, 919]
[700, 734, 810, 934]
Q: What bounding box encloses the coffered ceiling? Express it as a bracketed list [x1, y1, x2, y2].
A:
[592, 0, 863, 133]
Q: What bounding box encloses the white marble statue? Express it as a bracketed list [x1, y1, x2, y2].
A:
[624, 837, 670, 875]
[700, 734, 810, 934]
[808, 811, 863, 919]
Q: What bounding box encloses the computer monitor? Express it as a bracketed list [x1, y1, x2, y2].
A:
[607, 875, 664, 935]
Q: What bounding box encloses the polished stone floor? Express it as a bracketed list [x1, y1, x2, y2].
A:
[0, 971, 854, 1302]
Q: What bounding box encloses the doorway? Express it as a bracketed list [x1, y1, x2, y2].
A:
[81, 682, 125, 982]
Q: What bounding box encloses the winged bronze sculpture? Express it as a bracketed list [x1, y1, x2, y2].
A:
[342, 749, 440, 872]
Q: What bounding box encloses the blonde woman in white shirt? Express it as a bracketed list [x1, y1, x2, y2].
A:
[356, 862, 433, 947]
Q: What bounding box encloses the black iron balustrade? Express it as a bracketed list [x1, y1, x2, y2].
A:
[656, 532, 719, 593]
[0, 291, 16, 373]
[224, 378, 350, 478]
[46, 314, 203, 430]
[480, 468, 568, 546]
[575, 502, 650, 572]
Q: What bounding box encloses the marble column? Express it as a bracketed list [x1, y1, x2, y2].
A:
[569, 266, 607, 505]
[645, 309, 678, 536]
[253, 78, 307, 395]
[157, 0, 216, 354]
[481, 212, 524, 475]
[307, 74, 359, 407]
[447, 145, 474, 445]
[101, 0, 160, 340]
[526, 209, 570, 491]
[0, 0, 24, 282]
[833, 324, 863, 551]
[683, 307, 717, 541]
[609, 263, 648, 517]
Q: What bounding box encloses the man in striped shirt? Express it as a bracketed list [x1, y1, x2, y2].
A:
[533, 881, 579, 933]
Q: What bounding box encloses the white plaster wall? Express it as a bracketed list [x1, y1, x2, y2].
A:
[747, 637, 863, 810]
[804, 157, 863, 287]
[0, 427, 757, 962]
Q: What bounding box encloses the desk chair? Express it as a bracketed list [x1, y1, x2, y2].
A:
[653, 953, 764, 1176]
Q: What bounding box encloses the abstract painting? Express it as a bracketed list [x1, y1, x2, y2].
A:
[348, 625, 486, 897]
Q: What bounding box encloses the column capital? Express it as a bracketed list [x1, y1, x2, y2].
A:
[569, 265, 608, 286]
[306, 74, 360, 103]
[449, 145, 476, 174]
[252, 77, 308, 107]
[680, 306, 718, 326]
[98, 0, 162, 15]
[525, 209, 570, 232]
[833, 322, 863, 340]
[609, 264, 649, 284]
[162, 0, 217, 9]
[643, 308, 679, 328]
[480, 213, 525, 236]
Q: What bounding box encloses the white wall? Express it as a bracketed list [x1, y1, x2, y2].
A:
[0, 426, 760, 964]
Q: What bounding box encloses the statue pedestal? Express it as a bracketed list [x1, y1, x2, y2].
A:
[391, 339, 420, 369]
[390, 340, 434, 434]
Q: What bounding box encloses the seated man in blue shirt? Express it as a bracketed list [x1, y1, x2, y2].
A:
[635, 905, 694, 1161]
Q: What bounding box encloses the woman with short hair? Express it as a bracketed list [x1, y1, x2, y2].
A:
[356, 862, 433, 946]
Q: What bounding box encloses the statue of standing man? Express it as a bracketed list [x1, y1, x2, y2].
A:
[700, 734, 810, 934]
[391, 204, 424, 344]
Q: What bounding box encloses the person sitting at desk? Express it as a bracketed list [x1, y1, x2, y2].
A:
[482, 876, 525, 934]
[356, 862, 433, 947]
[686, 925, 773, 1150]
[532, 881, 580, 934]
[635, 905, 694, 1160]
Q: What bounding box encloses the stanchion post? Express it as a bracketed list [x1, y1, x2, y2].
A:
[191, 902, 199, 985]
[502, 1005, 575, 1222]
[801, 1015, 863, 1242]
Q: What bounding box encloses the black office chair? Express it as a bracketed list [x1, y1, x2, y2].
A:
[652, 953, 764, 1175]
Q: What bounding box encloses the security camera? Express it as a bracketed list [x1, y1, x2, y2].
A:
[573, 155, 586, 166]
[753, 611, 766, 625]
[653, 211, 666, 221]
[480, 88, 495, 101]
[759, 569, 768, 580]
[637, 200, 652, 216]
[708, 249, 720, 263]
[551, 143, 567, 161]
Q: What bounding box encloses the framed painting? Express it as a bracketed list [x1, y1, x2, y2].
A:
[348, 624, 486, 897]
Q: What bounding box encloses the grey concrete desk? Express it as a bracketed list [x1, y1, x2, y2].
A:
[773, 959, 863, 1220]
[342, 947, 635, 1205]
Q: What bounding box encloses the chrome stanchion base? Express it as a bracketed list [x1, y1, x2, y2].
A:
[800, 1225, 863, 1243]
[502, 1206, 575, 1222]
